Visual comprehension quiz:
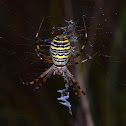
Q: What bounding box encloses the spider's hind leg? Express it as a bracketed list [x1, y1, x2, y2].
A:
[69, 16, 87, 61]
[35, 17, 52, 61]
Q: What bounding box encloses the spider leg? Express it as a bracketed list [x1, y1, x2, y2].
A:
[34, 65, 55, 90]
[41, 59, 53, 63]
[60, 72, 80, 98]
[65, 67, 86, 96]
[35, 17, 52, 61]
[69, 16, 87, 61]
[69, 81, 80, 98]
[67, 51, 98, 65]
[23, 65, 55, 89]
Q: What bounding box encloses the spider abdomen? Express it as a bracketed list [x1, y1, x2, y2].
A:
[50, 36, 71, 66]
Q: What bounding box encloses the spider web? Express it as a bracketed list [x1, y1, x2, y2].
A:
[0, 0, 125, 118]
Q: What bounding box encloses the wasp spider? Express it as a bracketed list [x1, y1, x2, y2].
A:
[23, 17, 97, 98]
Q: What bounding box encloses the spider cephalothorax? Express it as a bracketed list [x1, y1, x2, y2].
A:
[23, 17, 97, 97]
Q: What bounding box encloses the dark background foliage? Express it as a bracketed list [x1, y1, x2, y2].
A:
[0, 0, 126, 126]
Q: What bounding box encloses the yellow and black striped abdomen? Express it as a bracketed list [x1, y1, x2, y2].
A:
[50, 36, 71, 66]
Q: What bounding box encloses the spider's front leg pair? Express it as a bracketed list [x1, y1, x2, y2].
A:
[63, 67, 86, 98]
[23, 65, 55, 91]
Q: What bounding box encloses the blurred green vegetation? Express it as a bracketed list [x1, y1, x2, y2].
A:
[0, 0, 126, 126]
